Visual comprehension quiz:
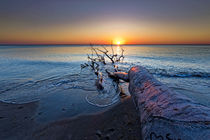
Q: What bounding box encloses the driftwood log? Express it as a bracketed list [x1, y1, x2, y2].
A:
[110, 66, 210, 140]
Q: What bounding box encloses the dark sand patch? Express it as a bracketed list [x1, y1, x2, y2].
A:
[0, 97, 141, 140]
[32, 97, 141, 140]
[0, 101, 38, 140]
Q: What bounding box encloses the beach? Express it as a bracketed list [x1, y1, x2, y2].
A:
[0, 97, 141, 140]
[0, 45, 210, 139]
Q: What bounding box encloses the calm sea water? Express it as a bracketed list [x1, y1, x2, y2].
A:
[0, 45, 210, 110]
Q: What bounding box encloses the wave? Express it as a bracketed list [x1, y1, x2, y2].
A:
[0, 57, 85, 67]
[129, 55, 188, 62]
[149, 68, 210, 78]
[117, 63, 210, 78]
[18, 60, 80, 67]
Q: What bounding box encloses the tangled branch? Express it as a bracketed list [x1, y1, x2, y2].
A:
[81, 44, 124, 70]
[81, 44, 125, 95]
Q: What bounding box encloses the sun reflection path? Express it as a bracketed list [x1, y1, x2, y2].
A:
[116, 45, 121, 55]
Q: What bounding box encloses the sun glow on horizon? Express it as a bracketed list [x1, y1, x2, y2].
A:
[114, 38, 125, 45]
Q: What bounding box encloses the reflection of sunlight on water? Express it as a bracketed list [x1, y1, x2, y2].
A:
[116, 45, 121, 55]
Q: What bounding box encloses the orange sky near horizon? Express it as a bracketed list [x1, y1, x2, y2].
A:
[1, 20, 210, 45]
[1, 19, 210, 45]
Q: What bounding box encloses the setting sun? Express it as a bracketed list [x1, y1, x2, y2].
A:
[114, 38, 125, 45]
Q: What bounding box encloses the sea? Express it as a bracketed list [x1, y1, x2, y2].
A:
[0, 45, 209, 122]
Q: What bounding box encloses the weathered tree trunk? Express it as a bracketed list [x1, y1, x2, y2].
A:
[113, 66, 210, 140]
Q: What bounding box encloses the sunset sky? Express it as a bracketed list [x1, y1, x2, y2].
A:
[0, 0, 210, 45]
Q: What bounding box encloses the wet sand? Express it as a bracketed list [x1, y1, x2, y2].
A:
[0, 97, 142, 140]
[0, 101, 38, 140]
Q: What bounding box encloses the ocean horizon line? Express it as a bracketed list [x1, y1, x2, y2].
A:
[0, 43, 210, 46]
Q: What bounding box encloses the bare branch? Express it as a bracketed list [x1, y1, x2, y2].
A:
[91, 47, 106, 64]
[95, 47, 115, 63]
[81, 44, 127, 95]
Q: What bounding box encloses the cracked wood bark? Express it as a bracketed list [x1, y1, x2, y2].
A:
[112, 66, 210, 140]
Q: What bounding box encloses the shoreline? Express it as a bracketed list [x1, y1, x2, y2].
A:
[0, 97, 142, 140]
